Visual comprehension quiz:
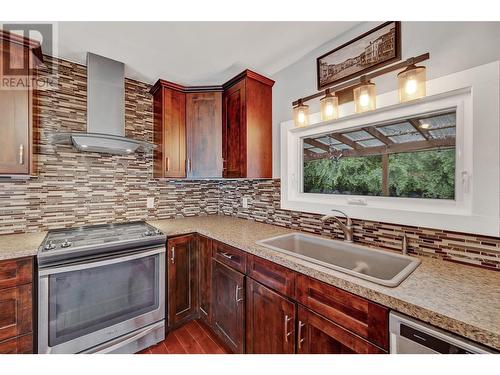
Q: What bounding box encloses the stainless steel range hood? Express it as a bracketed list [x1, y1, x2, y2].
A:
[50, 53, 155, 155]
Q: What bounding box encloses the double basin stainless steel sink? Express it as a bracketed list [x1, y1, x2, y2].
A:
[256, 233, 421, 287]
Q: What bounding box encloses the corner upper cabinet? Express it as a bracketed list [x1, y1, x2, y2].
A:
[0, 31, 42, 177]
[151, 81, 187, 179]
[150, 80, 223, 179]
[222, 70, 274, 178]
[185, 91, 222, 178]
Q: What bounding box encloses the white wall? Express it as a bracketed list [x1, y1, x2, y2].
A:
[271, 21, 500, 177]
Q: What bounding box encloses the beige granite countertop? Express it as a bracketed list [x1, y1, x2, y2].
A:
[148, 215, 500, 351]
[0, 231, 47, 261]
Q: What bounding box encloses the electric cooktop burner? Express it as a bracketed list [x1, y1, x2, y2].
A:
[38, 222, 165, 266]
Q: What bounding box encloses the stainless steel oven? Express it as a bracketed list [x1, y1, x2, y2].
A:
[38, 245, 165, 354]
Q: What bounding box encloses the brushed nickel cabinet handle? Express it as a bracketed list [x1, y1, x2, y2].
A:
[165, 157, 170, 172]
[19, 144, 24, 165]
[171, 246, 175, 264]
[220, 251, 233, 260]
[235, 285, 244, 303]
[298, 321, 306, 349]
[284, 314, 293, 343]
[187, 158, 192, 172]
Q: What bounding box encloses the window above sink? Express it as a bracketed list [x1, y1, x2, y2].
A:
[303, 110, 457, 200]
[280, 62, 500, 236]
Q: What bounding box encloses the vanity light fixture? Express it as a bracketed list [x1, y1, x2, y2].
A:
[398, 63, 426, 103]
[354, 76, 376, 113]
[291, 53, 430, 124]
[320, 89, 339, 121]
[293, 99, 309, 127]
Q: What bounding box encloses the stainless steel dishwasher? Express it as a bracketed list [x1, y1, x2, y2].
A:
[389, 311, 495, 354]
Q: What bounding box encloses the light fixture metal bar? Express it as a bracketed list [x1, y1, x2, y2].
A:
[292, 52, 430, 107]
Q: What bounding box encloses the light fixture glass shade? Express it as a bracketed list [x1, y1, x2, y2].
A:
[293, 101, 309, 127]
[320, 91, 339, 121]
[354, 80, 376, 113]
[398, 65, 426, 102]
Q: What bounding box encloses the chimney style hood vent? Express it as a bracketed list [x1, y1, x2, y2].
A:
[50, 53, 155, 155]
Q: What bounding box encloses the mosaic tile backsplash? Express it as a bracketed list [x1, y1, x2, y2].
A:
[0, 56, 498, 271]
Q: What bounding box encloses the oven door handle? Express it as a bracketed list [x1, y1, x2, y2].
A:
[38, 247, 166, 276]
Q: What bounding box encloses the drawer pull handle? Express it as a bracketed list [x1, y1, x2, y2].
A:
[171, 247, 175, 264]
[284, 314, 293, 343]
[220, 251, 233, 260]
[235, 285, 244, 303]
[165, 157, 170, 172]
[298, 321, 306, 349]
[19, 144, 24, 165]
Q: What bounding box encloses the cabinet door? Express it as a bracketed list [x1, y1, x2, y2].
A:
[297, 306, 385, 354]
[162, 88, 186, 178]
[0, 89, 30, 175]
[0, 284, 32, 343]
[222, 79, 245, 178]
[0, 334, 32, 354]
[186, 92, 222, 178]
[246, 279, 296, 354]
[212, 259, 245, 353]
[0, 40, 31, 175]
[198, 235, 212, 325]
[167, 234, 198, 329]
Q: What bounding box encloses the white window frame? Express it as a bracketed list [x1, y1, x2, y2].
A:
[280, 61, 500, 236]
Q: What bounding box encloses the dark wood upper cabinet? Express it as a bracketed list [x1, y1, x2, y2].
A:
[167, 234, 199, 329]
[0, 31, 41, 177]
[222, 70, 274, 178]
[198, 235, 213, 325]
[151, 81, 186, 179]
[151, 69, 273, 179]
[186, 92, 222, 178]
[297, 306, 385, 354]
[246, 279, 296, 354]
[212, 259, 245, 353]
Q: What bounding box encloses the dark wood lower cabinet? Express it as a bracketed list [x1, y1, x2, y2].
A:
[0, 334, 32, 354]
[198, 235, 212, 325]
[0, 257, 33, 354]
[297, 306, 386, 354]
[246, 279, 296, 354]
[211, 259, 245, 353]
[166, 237, 390, 355]
[167, 234, 199, 329]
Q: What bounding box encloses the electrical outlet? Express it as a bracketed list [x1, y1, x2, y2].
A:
[242, 196, 250, 208]
[147, 197, 155, 209]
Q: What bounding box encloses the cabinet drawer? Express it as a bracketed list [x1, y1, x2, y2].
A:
[247, 255, 296, 299]
[296, 275, 388, 350]
[0, 257, 33, 290]
[0, 334, 32, 354]
[213, 241, 247, 273]
[0, 284, 33, 342]
[297, 306, 385, 354]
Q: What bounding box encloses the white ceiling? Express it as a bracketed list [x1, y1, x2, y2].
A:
[54, 22, 361, 85]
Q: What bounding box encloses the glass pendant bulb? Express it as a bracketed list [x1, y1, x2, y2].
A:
[353, 77, 376, 113]
[398, 64, 426, 103]
[293, 99, 309, 127]
[320, 89, 339, 121]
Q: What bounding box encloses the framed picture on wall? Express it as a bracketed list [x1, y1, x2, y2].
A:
[316, 21, 401, 90]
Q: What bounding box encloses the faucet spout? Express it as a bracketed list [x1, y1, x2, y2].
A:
[321, 209, 354, 243]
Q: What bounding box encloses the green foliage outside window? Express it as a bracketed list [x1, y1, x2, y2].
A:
[303, 148, 455, 199]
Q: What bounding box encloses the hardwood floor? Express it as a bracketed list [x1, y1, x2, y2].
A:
[138, 320, 230, 354]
